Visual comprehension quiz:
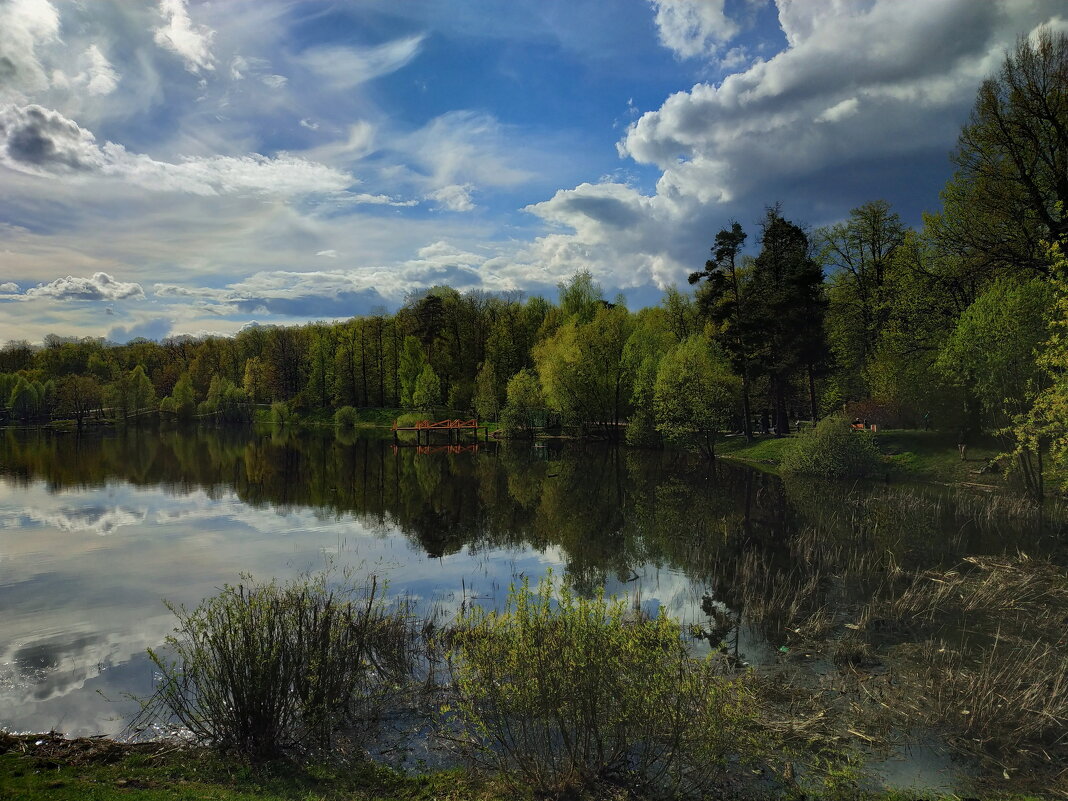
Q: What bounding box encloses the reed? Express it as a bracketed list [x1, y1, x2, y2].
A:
[139, 573, 421, 763]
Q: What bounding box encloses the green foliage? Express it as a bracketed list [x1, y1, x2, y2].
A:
[653, 336, 739, 459]
[557, 269, 603, 324]
[269, 401, 295, 428]
[499, 368, 542, 435]
[780, 413, 882, 478]
[204, 376, 250, 423]
[412, 364, 441, 410]
[165, 373, 197, 421]
[820, 200, 906, 402]
[533, 304, 633, 433]
[473, 360, 499, 422]
[1020, 243, 1068, 491]
[143, 574, 417, 763]
[399, 336, 428, 409]
[8, 376, 40, 421]
[444, 575, 765, 797]
[938, 277, 1054, 495]
[333, 405, 358, 429]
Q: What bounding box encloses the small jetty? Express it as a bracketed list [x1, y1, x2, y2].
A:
[391, 418, 490, 445]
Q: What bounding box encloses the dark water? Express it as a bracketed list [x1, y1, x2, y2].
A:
[1, 426, 1063, 789]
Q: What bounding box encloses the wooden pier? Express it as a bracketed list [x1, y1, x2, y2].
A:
[391, 418, 490, 445]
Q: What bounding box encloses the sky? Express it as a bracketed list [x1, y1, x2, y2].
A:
[0, 0, 1064, 344]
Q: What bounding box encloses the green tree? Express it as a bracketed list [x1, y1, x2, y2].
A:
[500, 368, 543, 436]
[653, 337, 740, 459]
[929, 29, 1068, 278]
[558, 270, 603, 324]
[8, 376, 40, 421]
[819, 200, 906, 401]
[534, 304, 633, 435]
[1023, 243, 1068, 490]
[745, 209, 827, 433]
[57, 374, 102, 430]
[473, 360, 499, 422]
[689, 222, 753, 438]
[938, 277, 1055, 496]
[398, 336, 428, 409]
[412, 364, 441, 411]
[242, 356, 269, 405]
[171, 373, 196, 421]
[128, 365, 157, 417]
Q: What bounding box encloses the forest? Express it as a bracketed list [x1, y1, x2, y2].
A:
[1, 32, 1066, 496]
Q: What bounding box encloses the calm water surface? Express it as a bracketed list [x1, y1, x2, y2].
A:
[1, 426, 1063, 790]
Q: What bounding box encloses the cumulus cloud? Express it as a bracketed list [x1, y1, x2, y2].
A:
[620, 0, 1031, 204]
[0, 282, 19, 293]
[0, 102, 103, 173]
[649, 0, 739, 59]
[0, 0, 60, 97]
[427, 183, 475, 212]
[25, 272, 144, 301]
[298, 35, 424, 90]
[153, 0, 215, 74]
[106, 317, 173, 343]
[0, 103, 354, 195]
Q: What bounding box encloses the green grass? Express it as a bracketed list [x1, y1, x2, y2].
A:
[716, 433, 797, 463]
[875, 429, 1004, 485]
[0, 742, 504, 801]
[717, 428, 1019, 488]
[1, 736, 1052, 801]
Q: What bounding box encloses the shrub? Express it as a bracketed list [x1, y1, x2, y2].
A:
[334, 405, 358, 429]
[143, 574, 418, 763]
[269, 401, 295, 428]
[780, 413, 882, 478]
[443, 575, 765, 797]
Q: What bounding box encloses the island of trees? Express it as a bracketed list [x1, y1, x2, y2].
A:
[2, 31, 1067, 496]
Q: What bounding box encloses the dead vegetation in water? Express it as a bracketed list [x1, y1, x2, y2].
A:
[892, 639, 1068, 763]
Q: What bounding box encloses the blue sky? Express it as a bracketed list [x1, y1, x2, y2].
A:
[0, 0, 1064, 343]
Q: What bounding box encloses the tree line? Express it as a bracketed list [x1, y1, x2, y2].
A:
[1, 31, 1067, 491]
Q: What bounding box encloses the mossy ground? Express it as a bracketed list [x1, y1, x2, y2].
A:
[717, 428, 1023, 488]
[0, 735, 504, 801]
[1, 736, 1049, 801]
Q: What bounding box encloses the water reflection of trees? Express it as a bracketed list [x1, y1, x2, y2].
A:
[3, 429, 1058, 632]
[1, 429, 772, 579]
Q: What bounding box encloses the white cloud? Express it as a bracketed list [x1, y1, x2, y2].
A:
[649, 0, 739, 59]
[298, 35, 424, 90]
[0, 282, 19, 293]
[426, 183, 475, 212]
[261, 74, 287, 89]
[316, 249, 338, 258]
[0, 0, 60, 98]
[80, 44, 119, 96]
[816, 96, 859, 123]
[25, 272, 144, 301]
[620, 0, 1061, 205]
[153, 0, 215, 74]
[0, 103, 354, 196]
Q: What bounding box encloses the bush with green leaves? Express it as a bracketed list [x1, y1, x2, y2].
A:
[443, 575, 765, 797]
[780, 413, 882, 478]
[333, 405, 358, 429]
[269, 401, 295, 428]
[143, 574, 418, 763]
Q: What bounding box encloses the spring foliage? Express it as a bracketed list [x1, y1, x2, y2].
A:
[444, 575, 764, 796]
[780, 413, 882, 478]
[144, 574, 417, 763]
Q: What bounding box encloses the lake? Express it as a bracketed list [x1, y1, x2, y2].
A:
[1, 426, 1064, 792]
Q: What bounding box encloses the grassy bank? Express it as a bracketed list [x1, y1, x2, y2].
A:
[0, 734, 499, 801]
[3, 734, 1029, 801]
[717, 428, 1010, 487]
